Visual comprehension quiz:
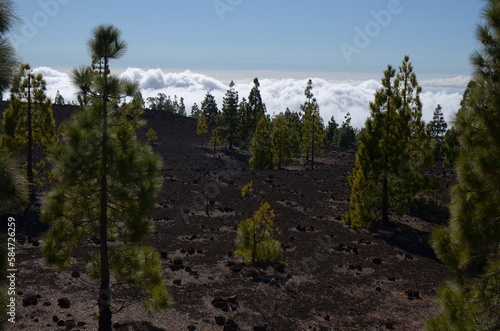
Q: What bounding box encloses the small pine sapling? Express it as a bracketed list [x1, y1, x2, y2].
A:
[146, 128, 158, 146]
[235, 182, 283, 266]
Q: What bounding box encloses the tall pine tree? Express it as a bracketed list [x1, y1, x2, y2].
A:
[250, 115, 274, 170]
[41, 25, 172, 331]
[201, 91, 219, 126]
[272, 113, 293, 169]
[428, 2, 500, 328]
[344, 56, 432, 228]
[300, 80, 325, 170]
[220, 81, 239, 149]
[427, 104, 448, 161]
[245, 78, 266, 139]
[0, 64, 56, 201]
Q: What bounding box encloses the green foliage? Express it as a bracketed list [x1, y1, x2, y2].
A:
[54, 90, 65, 105]
[428, 2, 500, 328]
[146, 93, 184, 114]
[219, 81, 239, 149]
[250, 115, 274, 170]
[344, 56, 433, 228]
[146, 128, 158, 146]
[208, 127, 222, 156]
[1, 64, 56, 199]
[246, 77, 266, 136]
[201, 91, 219, 126]
[196, 111, 208, 145]
[442, 127, 459, 168]
[272, 113, 293, 169]
[427, 104, 448, 160]
[0, 153, 27, 214]
[235, 201, 283, 265]
[300, 82, 325, 169]
[190, 102, 201, 119]
[325, 116, 338, 146]
[333, 112, 357, 148]
[42, 25, 172, 329]
[0, 0, 18, 95]
[284, 107, 302, 157]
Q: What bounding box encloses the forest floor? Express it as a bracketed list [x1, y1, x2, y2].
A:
[2, 105, 456, 331]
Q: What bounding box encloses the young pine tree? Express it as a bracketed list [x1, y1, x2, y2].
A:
[41, 25, 172, 331]
[344, 56, 433, 228]
[220, 81, 239, 149]
[235, 182, 283, 265]
[196, 111, 208, 146]
[0, 64, 56, 201]
[272, 113, 293, 169]
[428, 3, 500, 328]
[250, 115, 274, 170]
[146, 128, 158, 146]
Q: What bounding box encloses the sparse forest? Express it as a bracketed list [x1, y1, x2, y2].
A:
[0, 0, 498, 330]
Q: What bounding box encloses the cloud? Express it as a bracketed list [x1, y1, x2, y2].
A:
[32, 67, 466, 129]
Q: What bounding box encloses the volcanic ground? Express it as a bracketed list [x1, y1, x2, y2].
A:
[2, 104, 456, 330]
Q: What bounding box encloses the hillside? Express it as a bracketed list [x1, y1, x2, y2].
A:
[3, 105, 455, 331]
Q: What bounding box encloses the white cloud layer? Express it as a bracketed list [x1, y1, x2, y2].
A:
[32, 67, 466, 129]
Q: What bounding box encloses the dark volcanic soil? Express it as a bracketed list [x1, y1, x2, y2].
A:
[2, 105, 455, 331]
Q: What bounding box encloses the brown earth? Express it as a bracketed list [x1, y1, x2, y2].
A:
[2, 105, 456, 331]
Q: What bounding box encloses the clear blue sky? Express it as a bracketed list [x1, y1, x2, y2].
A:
[10, 0, 483, 75]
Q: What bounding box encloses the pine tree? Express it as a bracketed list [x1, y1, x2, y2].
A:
[428, 3, 500, 328]
[284, 107, 302, 157]
[300, 80, 325, 170]
[235, 182, 283, 265]
[201, 91, 219, 126]
[344, 56, 433, 228]
[220, 81, 239, 149]
[426, 105, 447, 160]
[441, 127, 459, 168]
[246, 77, 266, 136]
[54, 90, 65, 105]
[272, 113, 293, 169]
[208, 127, 221, 157]
[333, 112, 357, 148]
[238, 97, 251, 146]
[250, 115, 274, 170]
[0, 63, 56, 201]
[196, 111, 208, 146]
[146, 128, 158, 146]
[0, 0, 18, 96]
[190, 102, 201, 119]
[0, 153, 27, 214]
[41, 25, 172, 331]
[325, 116, 338, 145]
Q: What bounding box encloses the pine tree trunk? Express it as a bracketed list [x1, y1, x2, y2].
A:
[26, 76, 35, 202]
[98, 59, 112, 331]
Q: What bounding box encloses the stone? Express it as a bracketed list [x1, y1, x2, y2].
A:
[211, 298, 229, 312]
[215, 315, 227, 326]
[22, 294, 39, 307]
[58, 297, 71, 309]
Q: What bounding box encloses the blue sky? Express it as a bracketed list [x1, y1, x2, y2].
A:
[10, 0, 483, 75]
